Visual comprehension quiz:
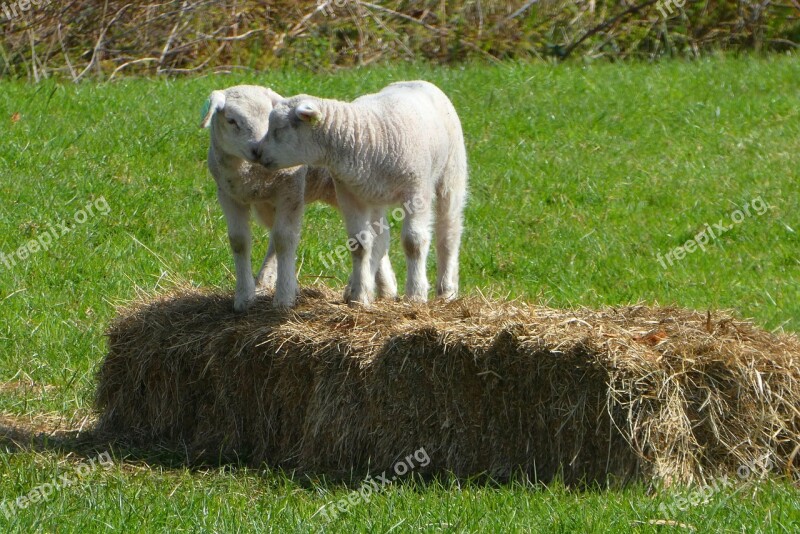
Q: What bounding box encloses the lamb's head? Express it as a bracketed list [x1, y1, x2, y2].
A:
[257, 96, 326, 170]
[200, 85, 282, 162]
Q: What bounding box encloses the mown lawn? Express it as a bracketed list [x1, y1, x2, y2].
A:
[0, 55, 798, 532]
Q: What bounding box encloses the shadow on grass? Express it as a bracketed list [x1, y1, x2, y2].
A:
[0, 412, 205, 469]
[0, 412, 628, 491]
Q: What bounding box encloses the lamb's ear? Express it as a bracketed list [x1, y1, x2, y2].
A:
[200, 91, 226, 129]
[263, 88, 284, 107]
[295, 101, 322, 125]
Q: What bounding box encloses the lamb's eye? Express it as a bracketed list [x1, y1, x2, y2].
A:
[226, 118, 239, 128]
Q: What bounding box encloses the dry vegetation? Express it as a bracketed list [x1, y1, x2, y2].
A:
[1, 0, 798, 80]
[95, 286, 800, 486]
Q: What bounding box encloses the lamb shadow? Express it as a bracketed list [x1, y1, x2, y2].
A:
[0, 414, 215, 471]
[0, 287, 348, 477]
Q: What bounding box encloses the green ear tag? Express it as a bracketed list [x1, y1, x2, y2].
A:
[200, 98, 211, 123]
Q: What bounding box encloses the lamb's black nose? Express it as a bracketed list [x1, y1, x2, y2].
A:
[252, 146, 262, 161]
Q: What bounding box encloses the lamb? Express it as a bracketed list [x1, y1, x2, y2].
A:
[255, 80, 468, 305]
[201, 84, 397, 309]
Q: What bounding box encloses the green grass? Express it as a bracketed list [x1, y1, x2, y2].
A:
[1, 55, 799, 531]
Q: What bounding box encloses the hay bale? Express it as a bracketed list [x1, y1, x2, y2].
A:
[95, 287, 800, 485]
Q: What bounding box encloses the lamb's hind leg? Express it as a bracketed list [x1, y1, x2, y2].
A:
[401, 194, 433, 302]
[337, 187, 376, 305]
[253, 203, 277, 292]
[434, 155, 467, 300]
[270, 189, 304, 309]
[371, 208, 397, 300]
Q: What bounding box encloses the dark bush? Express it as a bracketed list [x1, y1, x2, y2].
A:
[0, 0, 796, 80]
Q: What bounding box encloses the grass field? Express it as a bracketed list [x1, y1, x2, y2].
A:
[1, 55, 799, 531]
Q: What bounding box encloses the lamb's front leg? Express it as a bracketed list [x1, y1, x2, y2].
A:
[271, 195, 303, 308]
[337, 188, 375, 306]
[217, 188, 256, 312]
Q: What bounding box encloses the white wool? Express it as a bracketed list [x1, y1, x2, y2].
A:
[258, 81, 467, 304]
[204, 85, 395, 309]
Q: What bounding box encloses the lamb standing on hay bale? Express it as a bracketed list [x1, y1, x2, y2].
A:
[201, 85, 396, 309]
[95, 288, 800, 486]
[255, 81, 468, 305]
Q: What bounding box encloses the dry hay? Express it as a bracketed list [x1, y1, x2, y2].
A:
[95, 286, 800, 485]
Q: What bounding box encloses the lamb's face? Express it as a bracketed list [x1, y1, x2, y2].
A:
[214, 97, 270, 162]
[258, 99, 324, 170]
[201, 86, 281, 163]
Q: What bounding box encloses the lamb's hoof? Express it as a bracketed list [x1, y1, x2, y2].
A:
[346, 298, 372, 309]
[233, 293, 256, 312]
[272, 292, 297, 309]
[436, 287, 458, 301]
[344, 290, 373, 308]
[376, 284, 398, 301]
[343, 284, 352, 302]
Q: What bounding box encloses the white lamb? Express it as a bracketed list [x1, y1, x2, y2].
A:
[255, 80, 468, 305]
[201, 84, 397, 309]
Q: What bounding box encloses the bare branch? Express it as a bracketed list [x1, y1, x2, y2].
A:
[75, 3, 133, 82]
